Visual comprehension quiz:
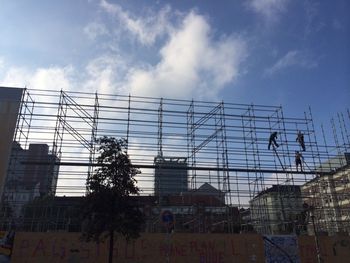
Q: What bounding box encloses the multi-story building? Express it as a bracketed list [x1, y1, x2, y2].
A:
[249, 185, 304, 235]
[3, 142, 59, 217]
[240, 208, 255, 232]
[153, 182, 235, 233]
[19, 183, 241, 234]
[21, 196, 82, 232]
[0, 87, 23, 198]
[154, 156, 188, 197]
[23, 144, 59, 195]
[301, 153, 350, 235]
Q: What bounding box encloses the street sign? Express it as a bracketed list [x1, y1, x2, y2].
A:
[161, 210, 175, 230]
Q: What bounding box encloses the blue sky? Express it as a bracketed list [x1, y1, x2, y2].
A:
[0, 0, 349, 138]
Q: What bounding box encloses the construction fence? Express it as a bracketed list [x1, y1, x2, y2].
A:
[1, 232, 349, 263]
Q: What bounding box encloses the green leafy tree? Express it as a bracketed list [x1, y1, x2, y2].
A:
[81, 137, 144, 263]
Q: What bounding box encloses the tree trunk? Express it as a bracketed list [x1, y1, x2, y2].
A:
[108, 229, 114, 263]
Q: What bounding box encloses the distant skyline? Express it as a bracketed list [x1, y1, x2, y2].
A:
[0, 0, 349, 142]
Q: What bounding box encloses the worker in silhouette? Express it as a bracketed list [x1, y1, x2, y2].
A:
[295, 151, 303, 172]
[296, 131, 306, 151]
[268, 131, 279, 150]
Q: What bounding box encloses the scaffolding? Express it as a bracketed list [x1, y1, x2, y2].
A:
[0, 88, 349, 235]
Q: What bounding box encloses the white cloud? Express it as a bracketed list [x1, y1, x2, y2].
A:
[84, 22, 109, 40]
[126, 12, 247, 99]
[264, 50, 318, 76]
[246, 0, 289, 23]
[2, 7, 247, 101]
[33, 66, 75, 91]
[77, 3, 248, 100]
[99, 0, 171, 46]
[0, 66, 75, 91]
[303, 0, 326, 38]
[83, 54, 128, 94]
[0, 56, 126, 96]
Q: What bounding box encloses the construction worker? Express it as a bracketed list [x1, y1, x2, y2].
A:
[268, 131, 279, 150]
[295, 151, 303, 172]
[296, 131, 306, 151]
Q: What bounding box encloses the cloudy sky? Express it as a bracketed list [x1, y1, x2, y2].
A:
[0, 0, 349, 129]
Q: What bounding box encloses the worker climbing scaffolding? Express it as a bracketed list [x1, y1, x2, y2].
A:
[296, 131, 306, 151]
[268, 132, 286, 170]
[268, 131, 309, 173]
[268, 132, 279, 150]
[295, 151, 304, 172]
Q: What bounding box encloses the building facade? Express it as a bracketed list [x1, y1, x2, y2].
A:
[17, 183, 241, 234]
[0, 87, 23, 198]
[154, 156, 188, 197]
[301, 153, 350, 235]
[249, 185, 304, 235]
[2, 142, 59, 217]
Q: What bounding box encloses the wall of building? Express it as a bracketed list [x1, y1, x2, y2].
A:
[3, 142, 59, 219]
[0, 87, 23, 198]
[154, 156, 188, 197]
[301, 162, 350, 235]
[250, 185, 304, 235]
